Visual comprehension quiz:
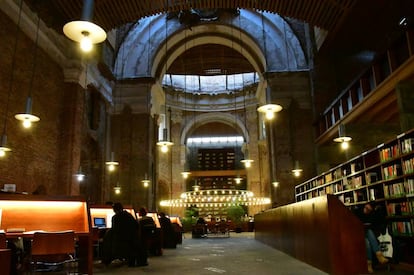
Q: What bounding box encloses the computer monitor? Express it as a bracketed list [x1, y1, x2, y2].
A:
[93, 217, 106, 228]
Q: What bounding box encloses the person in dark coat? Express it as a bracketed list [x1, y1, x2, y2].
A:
[102, 203, 140, 267]
[138, 207, 158, 259]
[159, 212, 176, 248]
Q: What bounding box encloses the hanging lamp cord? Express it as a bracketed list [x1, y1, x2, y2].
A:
[3, 0, 24, 135]
[28, 16, 41, 99]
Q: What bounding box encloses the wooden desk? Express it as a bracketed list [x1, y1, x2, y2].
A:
[0, 194, 92, 274]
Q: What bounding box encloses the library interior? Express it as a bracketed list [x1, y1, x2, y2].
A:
[0, 0, 414, 274]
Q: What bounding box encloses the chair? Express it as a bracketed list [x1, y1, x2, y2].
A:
[217, 221, 230, 237]
[0, 233, 11, 274]
[29, 231, 78, 273]
[0, 233, 6, 249]
[92, 227, 106, 259]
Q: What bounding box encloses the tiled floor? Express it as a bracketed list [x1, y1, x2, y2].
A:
[93, 232, 325, 275]
[91, 232, 413, 275]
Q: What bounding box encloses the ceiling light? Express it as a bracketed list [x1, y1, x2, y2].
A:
[15, 17, 41, 129]
[142, 179, 150, 188]
[0, 134, 11, 158]
[63, 0, 106, 52]
[292, 161, 303, 177]
[74, 166, 85, 182]
[15, 97, 40, 129]
[333, 124, 352, 150]
[181, 171, 191, 179]
[257, 103, 283, 120]
[160, 189, 271, 208]
[234, 173, 243, 184]
[105, 151, 119, 171]
[113, 186, 121, 194]
[257, 12, 283, 120]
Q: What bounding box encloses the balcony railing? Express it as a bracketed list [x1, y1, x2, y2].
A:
[315, 29, 414, 144]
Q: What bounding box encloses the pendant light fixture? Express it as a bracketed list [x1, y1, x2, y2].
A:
[192, 179, 200, 192]
[181, 30, 191, 179]
[181, 170, 191, 179]
[142, 173, 150, 188]
[0, 134, 11, 158]
[157, 14, 174, 153]
[240, 76, 254, 169]
[1, 0, 25, 157]
[63, 0, 106, 52]
[73, 63, 89, 182]
[105, 32, 128, 172]
[106, 151, 119, 172]
[291, 160, 303, 177]
[157, 109, 174, 153]
[257, 11, 282, 120]
[15, 17, 41, 129]
[114, 183, 121, 195]
[333, 124, 352, 150]
[74, 166, 85, 182]
[234, 173, 243, 184]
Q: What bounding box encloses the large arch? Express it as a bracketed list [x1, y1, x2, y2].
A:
[180, 112, 249, 145]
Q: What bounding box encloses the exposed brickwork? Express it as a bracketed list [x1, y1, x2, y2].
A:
[0, 11, 73, 195]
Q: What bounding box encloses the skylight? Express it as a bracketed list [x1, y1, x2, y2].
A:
[162, 72, 258, 95]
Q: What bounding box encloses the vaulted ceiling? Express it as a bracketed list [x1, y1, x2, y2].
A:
[24, 0, 358, 77]
[25, 0, 357, 33]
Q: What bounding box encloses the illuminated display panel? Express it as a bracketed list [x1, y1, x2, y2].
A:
[0, 195, 89, 233]
[89, 205, 135, 228]
[136, 212, 161, 228]
[169, 216, 182, 227]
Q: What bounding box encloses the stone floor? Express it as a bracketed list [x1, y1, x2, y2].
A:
[90, 232, 413, 275]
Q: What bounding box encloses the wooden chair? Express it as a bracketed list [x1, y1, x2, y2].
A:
[29, 231, 78, 273]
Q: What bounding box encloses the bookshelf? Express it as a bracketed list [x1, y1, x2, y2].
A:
[197, 148, 235, 170]
[295, 129, 414, 263]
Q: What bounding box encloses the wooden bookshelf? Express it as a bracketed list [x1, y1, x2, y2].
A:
[296, 128, 414, 264]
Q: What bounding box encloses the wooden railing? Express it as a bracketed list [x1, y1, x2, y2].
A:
[315, 29, 414, 144]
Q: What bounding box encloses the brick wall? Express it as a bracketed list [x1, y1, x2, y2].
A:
[0, 11, 72, 195]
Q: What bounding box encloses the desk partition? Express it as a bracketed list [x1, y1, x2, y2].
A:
[254, 195, 367, 275]
[0, 194, 92, 274]
[89, 204, 135, 228]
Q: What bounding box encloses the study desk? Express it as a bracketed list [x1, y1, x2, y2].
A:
[0, 194, 93, 274]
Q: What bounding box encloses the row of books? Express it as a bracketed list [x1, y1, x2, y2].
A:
[405, 179, 414, 194]
[379, 144, 400, 162]
[391, 221, 413, 236]
[384, 182, 406, 198]
[343, 176, 363, 188]
[402, 158, 414, 174]
[387, 201, 414, 215]
[401, 138, 414, 154]
[382, 164, 401, 179]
